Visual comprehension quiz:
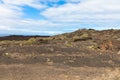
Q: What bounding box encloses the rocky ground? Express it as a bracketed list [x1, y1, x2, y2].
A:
[1, 64, 120, 80]
[0, 29, 120, 80]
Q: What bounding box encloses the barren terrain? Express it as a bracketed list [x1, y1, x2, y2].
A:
[0, 29, 120, 80]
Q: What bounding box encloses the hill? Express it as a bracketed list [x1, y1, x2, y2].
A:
[0, 29, 120, 66]
[0, 29, 120, 80]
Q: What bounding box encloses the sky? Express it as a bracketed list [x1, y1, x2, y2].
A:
[0, 0, 120, 36]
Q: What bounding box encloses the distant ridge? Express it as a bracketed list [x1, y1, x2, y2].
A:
[0, 35, 50, 41]
[0, 29, 120, 41]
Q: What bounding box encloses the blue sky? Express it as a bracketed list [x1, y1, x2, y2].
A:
[0, 0, 120, 35]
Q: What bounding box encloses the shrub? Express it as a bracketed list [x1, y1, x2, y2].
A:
[65, 41, 73, 47]
[88, 45, 99, 50]
[80, 33, 89, 38]
[25, 38, 36, 45]
[73, 33, 91, 42]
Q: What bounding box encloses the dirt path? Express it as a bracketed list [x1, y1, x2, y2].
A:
[0, 64, 120, 80]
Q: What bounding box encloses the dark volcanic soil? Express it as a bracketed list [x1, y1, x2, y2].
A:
[0, 44, 120, 67]
[0, 29, 120, 80]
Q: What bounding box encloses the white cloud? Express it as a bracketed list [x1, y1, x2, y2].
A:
[0, 0, 120, 35]
[0, 0, 53, 35]
[41, 0, 120, 23]
[66, 0, 82, 3]
[0, 18, 67, 35]
[0, 26, 12, 30]
[0, 4, 23, 19]
[2, 0, 47, 9]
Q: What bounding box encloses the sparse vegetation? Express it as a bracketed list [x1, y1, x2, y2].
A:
[0, 29, 120, 80]
[65, 41, 73, 47]
[25, 38, 37, 45]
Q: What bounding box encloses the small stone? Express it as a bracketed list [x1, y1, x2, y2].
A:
[117, 51, 120, 54]
[5, 53, 9, 56]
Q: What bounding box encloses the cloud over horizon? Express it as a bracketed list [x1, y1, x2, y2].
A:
[0, 0, 120, 35]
